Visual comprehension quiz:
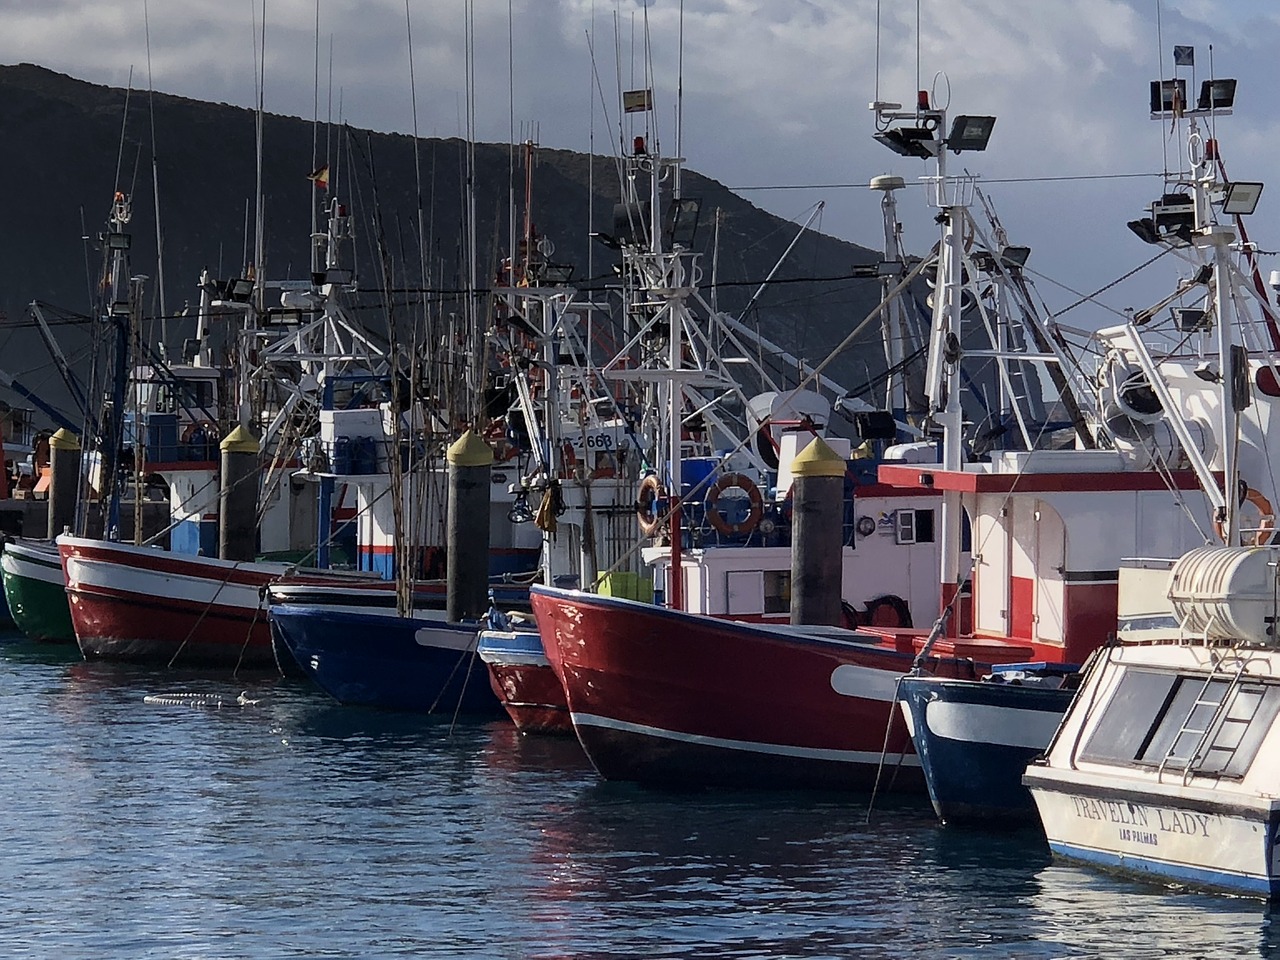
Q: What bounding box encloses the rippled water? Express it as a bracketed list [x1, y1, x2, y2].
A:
[2, 632, 1279, 959]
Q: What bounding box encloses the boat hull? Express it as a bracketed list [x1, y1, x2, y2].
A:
[898, 674, 1074, 823]
[1, 539, 75, 642]
[477, 627, 571, 735]
[59, 535, 287, 668]
[531, 585, 976, 789]
[269, 603, 499, 714]
[1025, 769, 1280, 898]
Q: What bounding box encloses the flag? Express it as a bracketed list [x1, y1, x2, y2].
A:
[307, 163, 330, 190]
[1173, 45, 1194, 66]
[623, 89, 652, 114]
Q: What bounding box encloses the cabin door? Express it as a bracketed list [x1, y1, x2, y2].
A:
[1032, 500, 1067, 645]
[973, 506, 1010, 637]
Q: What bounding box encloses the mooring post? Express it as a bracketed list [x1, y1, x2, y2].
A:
[219, 425, 260, 562]
[790, 437, 846, 626]
[46, 428, 81, 540]
[447, 429, 494, 622]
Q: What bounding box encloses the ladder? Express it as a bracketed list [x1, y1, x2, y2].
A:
[1157, 654, 1259, 785]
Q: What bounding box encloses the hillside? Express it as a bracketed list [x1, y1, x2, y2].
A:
[0, 63, 894, 425]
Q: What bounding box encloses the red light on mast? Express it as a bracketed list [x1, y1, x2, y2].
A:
[633, 136, 646, 155]
[917, 90, 930, 110]
[1204, 138, 1219, 160]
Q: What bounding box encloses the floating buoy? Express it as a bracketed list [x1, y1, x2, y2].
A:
[143, 690, 262, 709]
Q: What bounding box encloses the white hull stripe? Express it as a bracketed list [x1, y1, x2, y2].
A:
[570, 712, 921, 767]
[66, 556, 266, 611]
[1, 553, 65, 587]
[925, 700, 1062, 750]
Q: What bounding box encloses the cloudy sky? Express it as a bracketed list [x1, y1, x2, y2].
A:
[3, 0, 1277, 324]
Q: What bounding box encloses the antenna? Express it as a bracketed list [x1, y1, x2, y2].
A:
[143, 0, 167, 357]
[674, 0, 684, 199]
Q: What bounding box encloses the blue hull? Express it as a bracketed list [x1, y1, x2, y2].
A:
[1046, 839, 1280, 899]
[270, 604, 500, 715]
[899, 673, 1075, 823]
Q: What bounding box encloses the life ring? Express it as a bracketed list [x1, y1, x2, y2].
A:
[1215, 486, 1276, 546]
[862, 594, 913, 628]
[705, 472, 764, 537]
[635, 474, 665, 536]
[181, 420, 219, 444]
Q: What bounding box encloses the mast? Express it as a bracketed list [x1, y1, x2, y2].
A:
[871, 88, 996, 628]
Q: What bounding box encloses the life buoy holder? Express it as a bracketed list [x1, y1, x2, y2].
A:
[705, 472, 764, 537]
[635, 474, 665, 536]
[1215, 486, 1276, 546]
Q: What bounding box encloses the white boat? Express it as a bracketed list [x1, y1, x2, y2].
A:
[1026, 550, 1280, 898]
[1025, 50, 1280, 897]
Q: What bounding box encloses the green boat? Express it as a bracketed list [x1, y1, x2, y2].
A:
[1, 538, 75, 643]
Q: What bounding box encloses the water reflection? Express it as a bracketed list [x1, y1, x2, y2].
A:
[0, 645, 1277, 958]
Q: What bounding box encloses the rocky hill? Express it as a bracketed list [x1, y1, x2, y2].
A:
[0, 63, 896, 426]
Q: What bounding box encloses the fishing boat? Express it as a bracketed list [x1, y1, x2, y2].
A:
[1, 538, 75, 642]
[530, 72, 1115, 785]
[483, 124, 954, 742]
[897, 53, 1280, 825]
[61, 184, 397, 668]
[59, 533, 289, 666]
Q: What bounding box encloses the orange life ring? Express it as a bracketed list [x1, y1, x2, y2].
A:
[1215, 486, 1276, 546]
[181, 420, 219, 444]
[705, 472, 764, 536]
[635, 474, 665, 536]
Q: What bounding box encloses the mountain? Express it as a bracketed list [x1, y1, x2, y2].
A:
[0, 63, 896, 428]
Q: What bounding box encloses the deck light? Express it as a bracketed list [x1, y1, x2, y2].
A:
[945, 115, 996, 153]
[1000, 246, 1031, 269]
[1222, 181, 1264, 216]
[1149, 79, 1187, 116]
[874, 126, 937, 158]
[1198, 78, 1236, 111]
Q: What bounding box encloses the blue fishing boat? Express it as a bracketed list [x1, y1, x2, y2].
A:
[897, 664, 1078, 823]
[269, 602, 499, 715]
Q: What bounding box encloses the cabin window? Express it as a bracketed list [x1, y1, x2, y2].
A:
[894, 509, 935, 545]
[1081, 667, 1280, 779]
[763, 570, 791, 614]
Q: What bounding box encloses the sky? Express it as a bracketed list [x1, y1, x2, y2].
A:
[4, 0, 1279, 329]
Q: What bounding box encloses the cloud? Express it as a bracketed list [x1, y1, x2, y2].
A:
[1, 0, 1277, 321]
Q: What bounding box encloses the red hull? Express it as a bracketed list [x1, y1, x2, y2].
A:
[60, 536, 286, 668]
[532, 586, 1031, 790]
[485, 662, 573, 735]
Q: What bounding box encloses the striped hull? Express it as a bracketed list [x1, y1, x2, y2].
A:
[530, 585, 962, 790]
[58, 535, 289, 668]
[1, 539, 74, 642]
[477, 627, 571, 735]
[897, 675, 1074, 823]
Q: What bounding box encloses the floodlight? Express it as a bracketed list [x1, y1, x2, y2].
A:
[1000, 245, 1031, 268]
[946, 115, 996, 153]
[873, 126, 936, 159]
[666, 197, 701, 248]
[1222, 181, 1264, 216]
[225, 278, 255, 302]
[538, 263, 575, 284]
[1173, 307, 1209, 332]
[1128, 218, 1161, 245]
[1198, 78, 1236, 111]
[1149, 79, 1186, 115]
[106, 232, 132, 250]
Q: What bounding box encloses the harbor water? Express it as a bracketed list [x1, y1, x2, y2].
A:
[2, 633, 1279, 959]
